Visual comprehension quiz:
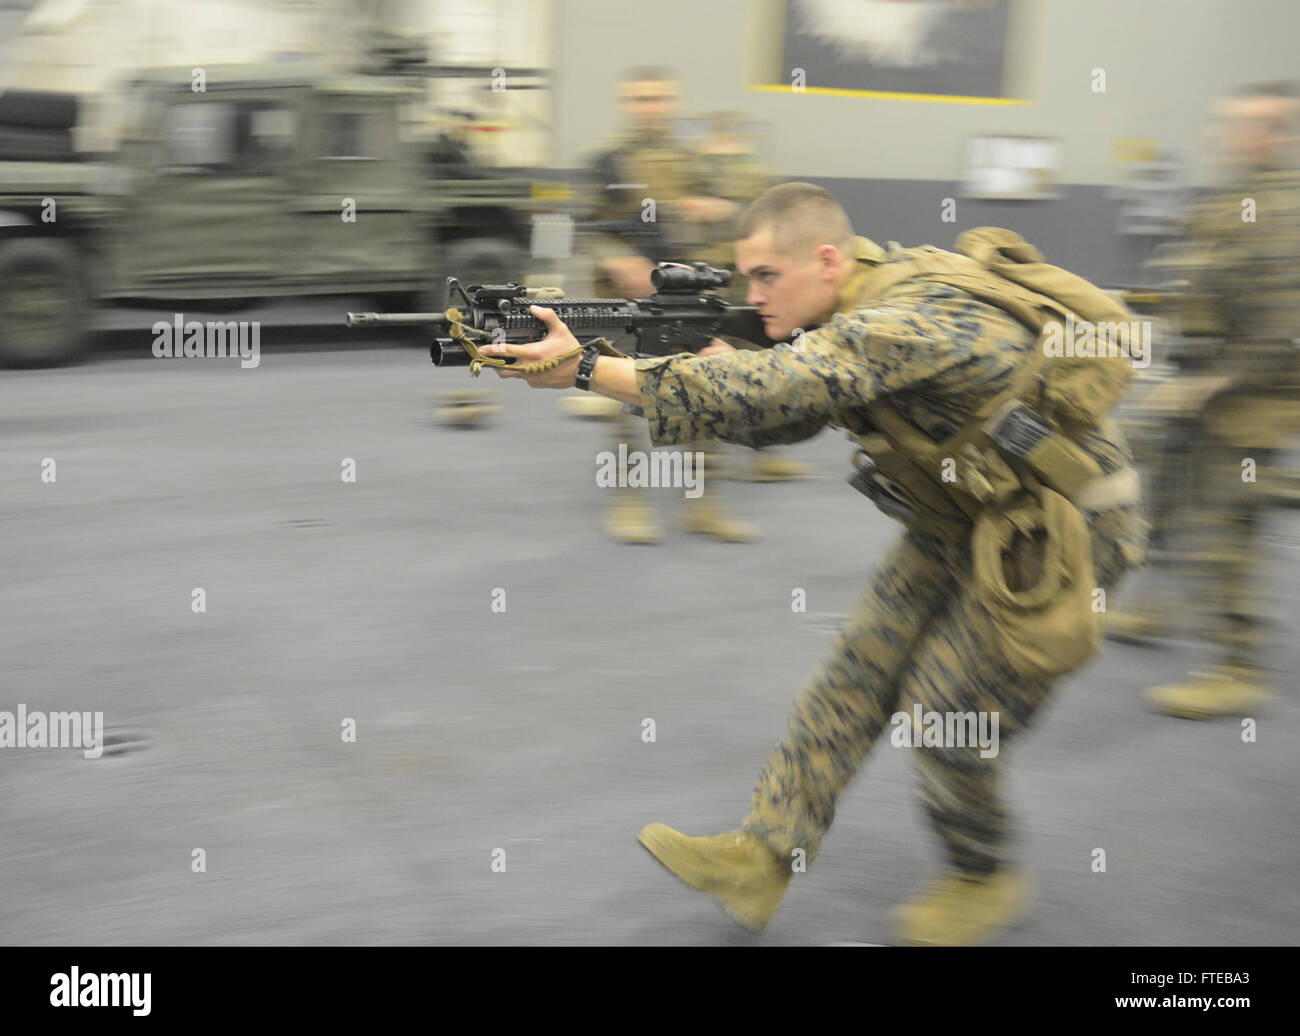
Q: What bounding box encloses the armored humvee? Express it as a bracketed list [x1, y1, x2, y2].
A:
[0, 63, 542, 366]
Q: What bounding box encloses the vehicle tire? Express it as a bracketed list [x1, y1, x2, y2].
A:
[0, 89, 79, 129]
[0, 125, 75, 161]
[439, 236, 530, 289]
[0, 238, 94, 367]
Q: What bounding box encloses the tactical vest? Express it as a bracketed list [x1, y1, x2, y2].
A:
[839, 229, 1145, 680]
[591, 137, 704, 262]
[840, 228, 1142, 541]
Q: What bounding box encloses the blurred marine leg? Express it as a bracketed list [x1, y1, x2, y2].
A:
[679, 440, 759, 542]
[639, 532, 959, 929]
[892, 504, 1137, 944]
[1147, 442, 1274, 717]
[603, 409, 661, 544]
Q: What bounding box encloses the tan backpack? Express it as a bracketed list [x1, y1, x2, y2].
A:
[848, 228, 1143, 679]
[848, 227, 1142, 519]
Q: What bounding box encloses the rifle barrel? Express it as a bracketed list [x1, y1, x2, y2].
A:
[345, 312, 447, 327]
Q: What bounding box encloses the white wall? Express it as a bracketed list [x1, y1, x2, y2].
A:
[2, 0, 557, 164]
[551, 0, 1300, 186]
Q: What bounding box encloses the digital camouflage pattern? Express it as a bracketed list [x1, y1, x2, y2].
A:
[580, 130, 756, 537]
[1164, 170, 1300, 664]
[631, 236, 1148, 874]
[636, 238, 1136, 478]
[694, 151, 778, 298]
[580, 130, 712, 281]
[741, 503, 1143, 870]
[1180, 169, 1300, 369]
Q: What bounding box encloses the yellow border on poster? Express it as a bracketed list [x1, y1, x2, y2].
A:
[747, 84, 1030, 106]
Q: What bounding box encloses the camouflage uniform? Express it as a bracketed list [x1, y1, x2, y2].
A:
[1115, 171, 1300, 704]
[634, 237, 1148, 883]
[1175, 170, 1300, 673]
[695, 150, 777, 300]
[581, 130, 711, 292]
[578, 131, 756, 541]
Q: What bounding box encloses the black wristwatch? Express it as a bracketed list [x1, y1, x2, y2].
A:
[574, 342, 602, 391]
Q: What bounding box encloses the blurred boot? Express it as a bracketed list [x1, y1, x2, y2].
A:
[604, 491, 661, 544]
[435, 390, 496, 428]
[1144, 662, 1271, 719]
[892, 869, 1033, 946]
[1105, 607, 1173, 646]
[743, 453, 814, 482]
[677, 443, 759, 541]
[561, 394, 623, 420]
[1105, 583, 1175, 645]
[637, 824, 791, 932]
[681, 492, 759, 542]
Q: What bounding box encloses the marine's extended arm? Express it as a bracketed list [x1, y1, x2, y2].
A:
[494, 282, 1023, 454]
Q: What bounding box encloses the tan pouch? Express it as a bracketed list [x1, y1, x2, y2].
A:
[953, 227, 1138, 426]
[849, 433, 974, 539]
[971, 485, 1103, 680]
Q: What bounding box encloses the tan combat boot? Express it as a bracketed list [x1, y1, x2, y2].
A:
[1105, 609, 1172, 646]
[892, 869, 1033, 946]
[637, 824, 792, 932]
[742, 454, 813, 482]
[435, 390, 497, 428]
[560, 394, 624, 420]
[604, 492, 661, 544]
[680, 494, 759, 542]
[1145, 663, 1271, 719]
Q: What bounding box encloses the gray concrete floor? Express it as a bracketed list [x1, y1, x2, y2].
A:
[2, 344, 1297, 945]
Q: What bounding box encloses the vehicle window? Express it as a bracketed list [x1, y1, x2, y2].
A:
[243, 104, 296, 168]
[320, 111, 393, 161]
[157, 100, 295, 173]
[121, 83, 161, 144]
[159, 101, 236, 171]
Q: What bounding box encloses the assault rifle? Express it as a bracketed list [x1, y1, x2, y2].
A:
[345, 262, 774, 372]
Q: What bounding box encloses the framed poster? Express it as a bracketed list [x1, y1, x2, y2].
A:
[750, 0, 1032, 104]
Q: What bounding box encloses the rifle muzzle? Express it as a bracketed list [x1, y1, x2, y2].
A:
[346, 312, 448, 327]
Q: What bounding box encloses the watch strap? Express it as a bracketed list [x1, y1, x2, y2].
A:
[574, 341, 602, 391]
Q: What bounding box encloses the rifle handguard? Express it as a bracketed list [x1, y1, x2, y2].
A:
[444, 308, 631, 376]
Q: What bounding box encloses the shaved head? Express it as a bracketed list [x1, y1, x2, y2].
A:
[734, 183, 859, 341]
[737, 182, 855, 258]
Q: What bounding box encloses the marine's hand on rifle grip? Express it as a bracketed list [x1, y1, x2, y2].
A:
[698, 338, 736, 357]
[488, 305, 584, 389]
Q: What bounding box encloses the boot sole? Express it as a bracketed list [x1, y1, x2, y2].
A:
[1147, 699, 1270, 720]
[679, 521, 760, 543]
[605, 528, 662, 544]
[605, 514, 662, 544]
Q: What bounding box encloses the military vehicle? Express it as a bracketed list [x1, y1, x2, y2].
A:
[0, 63, 542, 366]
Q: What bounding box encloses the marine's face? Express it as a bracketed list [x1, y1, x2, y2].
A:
[1216, 96, 1299, 171]
[735, 227, 846, 342]
[619, 79, 680, 137]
